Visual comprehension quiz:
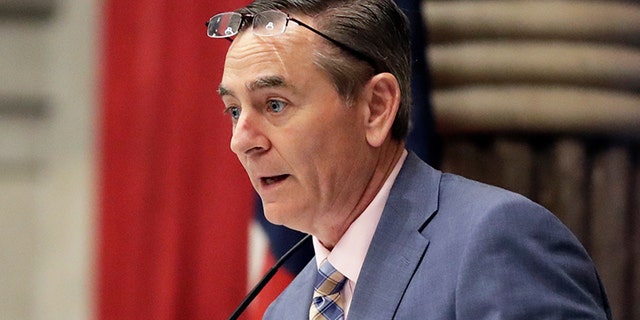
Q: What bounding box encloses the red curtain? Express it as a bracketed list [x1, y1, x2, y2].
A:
[98, 0, 252, 319]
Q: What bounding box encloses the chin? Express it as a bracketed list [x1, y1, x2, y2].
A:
[262, 212, 285, 226]
[262, 204, 307, 232]
[261, 205, 289, 226]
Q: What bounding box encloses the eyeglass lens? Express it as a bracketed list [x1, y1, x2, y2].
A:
[207, 10, 288, 38]
[252, 11, 288, 36]
[207, 12, 242, 38]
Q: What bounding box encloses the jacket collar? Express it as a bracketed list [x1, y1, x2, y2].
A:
[348, 152, 441, 319]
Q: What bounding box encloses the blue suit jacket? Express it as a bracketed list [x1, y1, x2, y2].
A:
[265, 152, 611, 319]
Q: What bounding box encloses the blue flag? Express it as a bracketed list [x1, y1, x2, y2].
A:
[396, 0, 440, 166]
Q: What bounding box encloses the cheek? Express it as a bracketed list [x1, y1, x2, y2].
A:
[297, 114, 365, 181]
[294, 117, 356, 157]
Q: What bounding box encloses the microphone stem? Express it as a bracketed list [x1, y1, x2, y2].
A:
[228, 234, 312, 320]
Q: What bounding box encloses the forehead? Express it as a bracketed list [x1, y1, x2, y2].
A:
[220, 20, 320, 90]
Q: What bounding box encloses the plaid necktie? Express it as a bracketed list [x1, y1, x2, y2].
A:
[309, 260, 347, 320]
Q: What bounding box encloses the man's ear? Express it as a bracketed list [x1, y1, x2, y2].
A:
[363, 73, 401, 147]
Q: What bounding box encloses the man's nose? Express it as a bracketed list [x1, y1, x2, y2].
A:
[230, 109, 269, 156]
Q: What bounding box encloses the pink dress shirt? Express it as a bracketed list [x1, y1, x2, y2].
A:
[312, 150, 408, 318]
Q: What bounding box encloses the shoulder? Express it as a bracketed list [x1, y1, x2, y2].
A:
[438, 171, 561, 229]
[431, 175, 611, 319]
[393, 153, 572, 247]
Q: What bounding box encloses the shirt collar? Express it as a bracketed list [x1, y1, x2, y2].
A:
[313, 149, 408, 283]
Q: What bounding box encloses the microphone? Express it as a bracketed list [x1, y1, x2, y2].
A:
[228, 233, 312, 320]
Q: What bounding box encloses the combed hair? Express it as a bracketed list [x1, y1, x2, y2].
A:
[237, 0, 412, 141]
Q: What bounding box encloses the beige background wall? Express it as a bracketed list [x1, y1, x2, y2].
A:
[0, 0, 97, 319]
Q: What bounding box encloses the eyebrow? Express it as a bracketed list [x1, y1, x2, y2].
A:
[217, 85, 233, 97]
[217, 75, 288, 98]
[247, 75, 286, 91]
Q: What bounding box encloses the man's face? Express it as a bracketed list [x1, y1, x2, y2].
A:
[219, 18, 375, 234]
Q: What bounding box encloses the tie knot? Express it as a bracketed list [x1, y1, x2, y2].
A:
[314, 260, 347, 296]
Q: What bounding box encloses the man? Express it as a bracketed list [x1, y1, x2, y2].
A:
[209, 0, 611, 318]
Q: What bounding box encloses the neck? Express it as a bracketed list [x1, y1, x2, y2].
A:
[317, 140, 405, 249]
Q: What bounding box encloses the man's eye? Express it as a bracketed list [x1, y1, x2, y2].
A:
[267, 100, 286, 113]
[225, 106, 241, 120]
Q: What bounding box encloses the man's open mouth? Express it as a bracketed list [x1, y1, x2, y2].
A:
[261, 174, 289, 186]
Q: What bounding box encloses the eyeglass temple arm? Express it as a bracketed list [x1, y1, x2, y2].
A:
[289, 17, 378, 72]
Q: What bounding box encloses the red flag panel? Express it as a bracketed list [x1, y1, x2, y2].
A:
[98, 0, 252, 319]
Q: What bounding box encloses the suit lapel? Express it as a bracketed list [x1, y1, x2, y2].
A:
[348, 153, 441, 319]
[262, 257, 316, 320]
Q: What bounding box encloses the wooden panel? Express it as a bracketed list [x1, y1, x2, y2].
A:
[429, 42, 640, 92]
[632, 150, 640, 320]
[536, 138, 589, 243]
[589, 145, 631, 319]
[425, 0, 640, 318]
[425, 1, 640, 139]
[441, 136, 534, 197]
[433, 86, 640, 137]
[424, 1, 640, 46]
[493, 137, 533, 198]
[441, 136, 499, 187]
